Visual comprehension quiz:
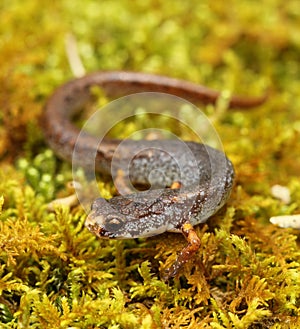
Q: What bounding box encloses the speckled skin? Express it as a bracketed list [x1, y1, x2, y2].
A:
[85, 140, 234, 238]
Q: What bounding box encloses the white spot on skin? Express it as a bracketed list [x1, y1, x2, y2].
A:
[271, 184, 291, 204]
[270, 214, 300, 229]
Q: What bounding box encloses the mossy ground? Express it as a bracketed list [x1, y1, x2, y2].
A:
[1, 1, 300, 328]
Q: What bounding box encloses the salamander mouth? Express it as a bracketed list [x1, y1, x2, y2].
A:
[85, 221, 117, 239]
[85, 213, 117, 238]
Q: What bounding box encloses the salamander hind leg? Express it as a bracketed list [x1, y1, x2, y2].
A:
[162, 221, 201, 281]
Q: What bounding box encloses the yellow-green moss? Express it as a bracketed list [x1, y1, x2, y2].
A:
[1, 0, 300, 328]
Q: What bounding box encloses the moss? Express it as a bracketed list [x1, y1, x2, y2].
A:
[1, 0, 300, 328]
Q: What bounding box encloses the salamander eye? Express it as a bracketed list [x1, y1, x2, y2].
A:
[105, 215, 124, 232]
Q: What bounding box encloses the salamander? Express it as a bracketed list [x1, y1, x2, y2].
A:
[41, 71, 266, 280]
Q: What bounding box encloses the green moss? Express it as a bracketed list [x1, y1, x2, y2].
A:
[1, 0, 300, 327]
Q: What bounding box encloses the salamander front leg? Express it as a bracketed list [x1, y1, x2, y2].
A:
[163, 221, 201, 281]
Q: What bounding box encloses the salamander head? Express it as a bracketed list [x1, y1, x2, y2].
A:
[85, 198, 127, 239]
[85, 196, 170, 239]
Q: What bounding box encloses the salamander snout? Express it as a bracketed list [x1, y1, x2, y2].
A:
[85, 198, 126, 238]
